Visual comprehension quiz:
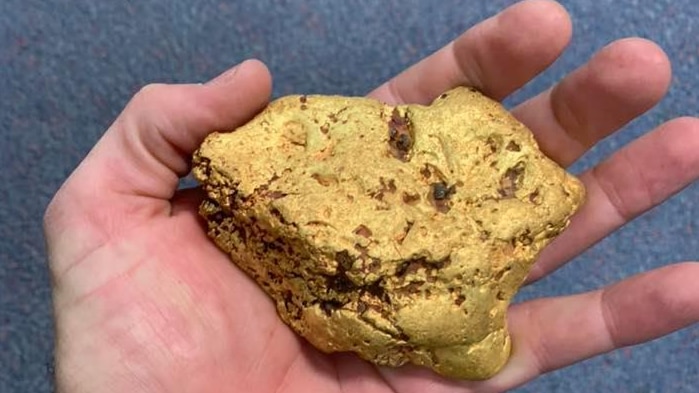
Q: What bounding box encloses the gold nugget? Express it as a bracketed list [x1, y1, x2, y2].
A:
[192, 87, 585, 380]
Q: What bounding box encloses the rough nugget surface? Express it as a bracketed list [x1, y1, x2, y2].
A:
[192, 87, 585, 379]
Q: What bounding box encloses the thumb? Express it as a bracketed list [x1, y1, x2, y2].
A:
[51, 58, 271, 212]
[90, 59, 272, 201]
[44, 60, 271, 268]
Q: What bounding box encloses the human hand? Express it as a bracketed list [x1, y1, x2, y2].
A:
[44, 1, 699, 392]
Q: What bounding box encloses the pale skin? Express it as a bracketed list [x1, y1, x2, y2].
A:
[44, 1, 699, 392]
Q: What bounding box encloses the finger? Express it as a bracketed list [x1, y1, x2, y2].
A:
[368, 0, 572, 104]
[43, 60, 272, 267]
[378, 263, 699, 393]
[527, 117, 699, 283]
[513, 38, 671, 166]
[73, 59, 272, 202]
[493, 262, 699, 390]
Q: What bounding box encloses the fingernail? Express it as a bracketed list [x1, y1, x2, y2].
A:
[207, 62, 244, 86]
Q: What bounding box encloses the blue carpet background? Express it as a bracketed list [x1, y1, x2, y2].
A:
[1, 0, 697, 391]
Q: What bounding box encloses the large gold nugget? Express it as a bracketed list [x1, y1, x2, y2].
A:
[192, 87, 585, 380]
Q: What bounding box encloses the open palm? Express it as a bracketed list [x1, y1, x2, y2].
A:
[44, 1, 699, 392]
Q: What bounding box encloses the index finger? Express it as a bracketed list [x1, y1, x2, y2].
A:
[367, 0, 572, 104]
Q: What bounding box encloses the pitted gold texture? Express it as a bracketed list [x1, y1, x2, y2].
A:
[192, 87, 585, 379]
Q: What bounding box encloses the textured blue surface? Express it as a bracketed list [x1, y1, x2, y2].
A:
[1, 0, 697, 391]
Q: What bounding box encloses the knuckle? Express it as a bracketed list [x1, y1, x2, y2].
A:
[131, 83, 170, 105]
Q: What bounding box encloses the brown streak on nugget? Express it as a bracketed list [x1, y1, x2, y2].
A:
[388, 108, 413, 161]
[506, 140, 521, 152]
[396, 221, 414, 245]
[455, 295, 466, 306]
[420, 164, 431, 179]
[498, 163, 525, 198]
[486, 137, 498, 154]
[312, 173, 339, 187]
[402, 192, 420, 205]
[354, 225, 373, 238]
[431, 182, 456, 213]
